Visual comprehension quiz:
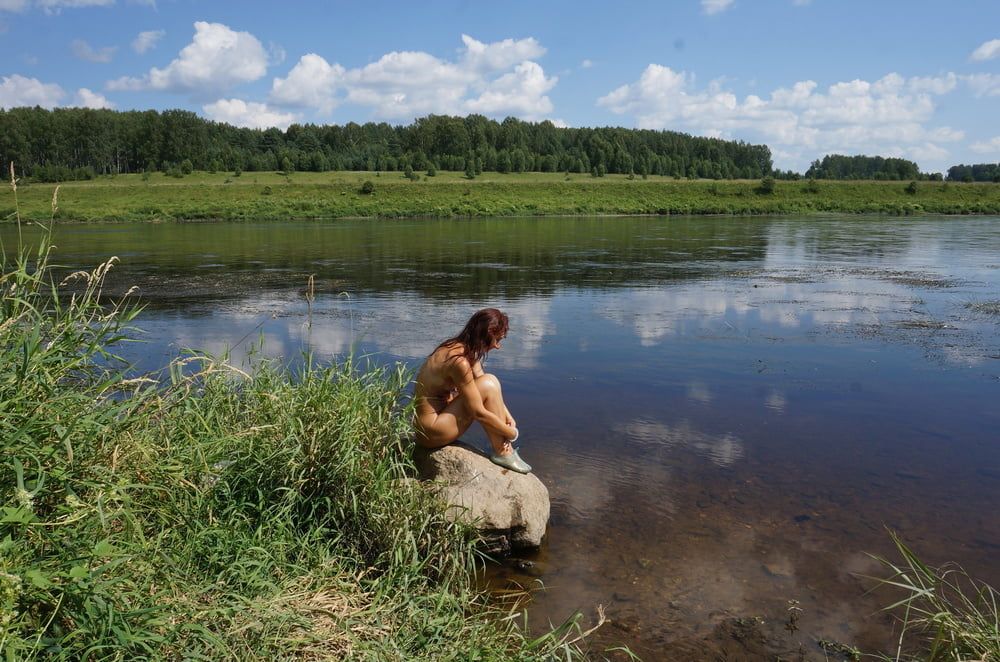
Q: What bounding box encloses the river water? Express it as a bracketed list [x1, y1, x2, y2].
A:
[8, 216, 999, 659]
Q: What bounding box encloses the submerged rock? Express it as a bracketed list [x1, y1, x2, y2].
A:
[413, 441, 549, 554]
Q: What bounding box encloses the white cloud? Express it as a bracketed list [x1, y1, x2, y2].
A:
[971, 38, 1000, 62]
[963, 73, 1000, 97]
[37, 0, 112, 12]
[267, 42, 286, 66]
[701, 0, 734, 14]
[0, 73, 64, 108]
[459, 34, 545, 71]
[581, 59, 593, 69]
[71, 38, 116, 63]
[908, 73, 957, 95]
[599, 65, 964, 170]
[131, 29, 164, 54]
[108, 21, 268, 96]
[270, 53, 345, 113]
[203, 98, 298, 130]
[2, 0, 153, 9]
[270, 34, 556, 121]
[970, 136, 1000, 155]
[465, 61, 556, 119]
[335, 50, 470, 118]
[73, 87, 113, 108]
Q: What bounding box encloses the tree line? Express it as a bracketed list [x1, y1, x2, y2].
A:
[946, 163, 1000, 183]
[803, 154, 943, 181]
[4, 107, 995, 183]
[0, 107, 773, 181]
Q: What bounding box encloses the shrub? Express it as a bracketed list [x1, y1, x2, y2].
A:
[758, 176, 776, 194]
[180, 159, 194, 175]
[905, 180, 919, 195]
[261, 185, 273, 195]
[426, 166, 437, 177]
[360, 180, 375, 194]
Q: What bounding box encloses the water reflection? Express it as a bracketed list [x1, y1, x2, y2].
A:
[621, 419, 745, 468]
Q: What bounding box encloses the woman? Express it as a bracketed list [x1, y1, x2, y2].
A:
[413, 308, 531, 473]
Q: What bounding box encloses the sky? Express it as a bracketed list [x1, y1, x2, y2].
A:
[1, 0, 999, 174]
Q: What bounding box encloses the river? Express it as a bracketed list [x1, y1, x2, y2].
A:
[8, 215, 999, 659]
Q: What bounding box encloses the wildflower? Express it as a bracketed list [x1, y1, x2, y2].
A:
[0, 570, 22, 627]
[13, 488, 33, 514]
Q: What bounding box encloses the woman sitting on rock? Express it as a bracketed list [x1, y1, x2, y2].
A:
[413, 308, 530, 473]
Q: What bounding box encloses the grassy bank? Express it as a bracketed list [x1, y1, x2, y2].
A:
[0, 224, 592, 659]
[4, 171, 1000, 222]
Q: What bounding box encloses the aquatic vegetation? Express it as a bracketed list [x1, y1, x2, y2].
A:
[965, 300, 1000, 316]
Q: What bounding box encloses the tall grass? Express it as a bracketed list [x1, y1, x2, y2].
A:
[1, 167, 595, 660]
[875, 533, 1000, 662]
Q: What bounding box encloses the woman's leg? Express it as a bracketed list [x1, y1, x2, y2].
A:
[475, 373, 514, 456]
[414, 397, 474, 448]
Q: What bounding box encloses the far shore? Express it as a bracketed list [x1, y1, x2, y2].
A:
[5, 170, 1000, 223]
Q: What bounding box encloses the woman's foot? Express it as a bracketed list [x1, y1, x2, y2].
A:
[490, 448, 532, 474]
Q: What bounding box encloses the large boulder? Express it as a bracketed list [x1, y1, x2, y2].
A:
[413, 442, 549, 554]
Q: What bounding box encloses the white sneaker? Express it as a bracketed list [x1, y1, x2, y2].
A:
[490, 448, 532, 474]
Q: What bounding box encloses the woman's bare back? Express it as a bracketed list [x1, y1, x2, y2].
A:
[413, 344, 464, 411]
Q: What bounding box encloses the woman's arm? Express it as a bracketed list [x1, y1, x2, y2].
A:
[452, 357, 516, 439]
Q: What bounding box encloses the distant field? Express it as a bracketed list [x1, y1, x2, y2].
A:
[5, 170, 1000, 222]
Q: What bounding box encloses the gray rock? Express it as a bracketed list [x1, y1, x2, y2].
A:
[413, 441, 549, 554]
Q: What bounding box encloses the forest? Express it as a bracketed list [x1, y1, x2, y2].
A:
[5, 107, 994, 184]
[947, 163, 1000, 182]
[0, 107, 773, 181]
[803, 154, 938, 181]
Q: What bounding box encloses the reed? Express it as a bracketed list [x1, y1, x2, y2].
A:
[874, 532, 1000, 662]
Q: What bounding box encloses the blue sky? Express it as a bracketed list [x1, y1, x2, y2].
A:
[1, 0, 999, 173]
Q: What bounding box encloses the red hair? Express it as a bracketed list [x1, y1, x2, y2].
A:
[437, 308, 509, 367]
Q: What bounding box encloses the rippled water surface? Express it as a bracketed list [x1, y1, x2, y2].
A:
[9, 216, 999, 659]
